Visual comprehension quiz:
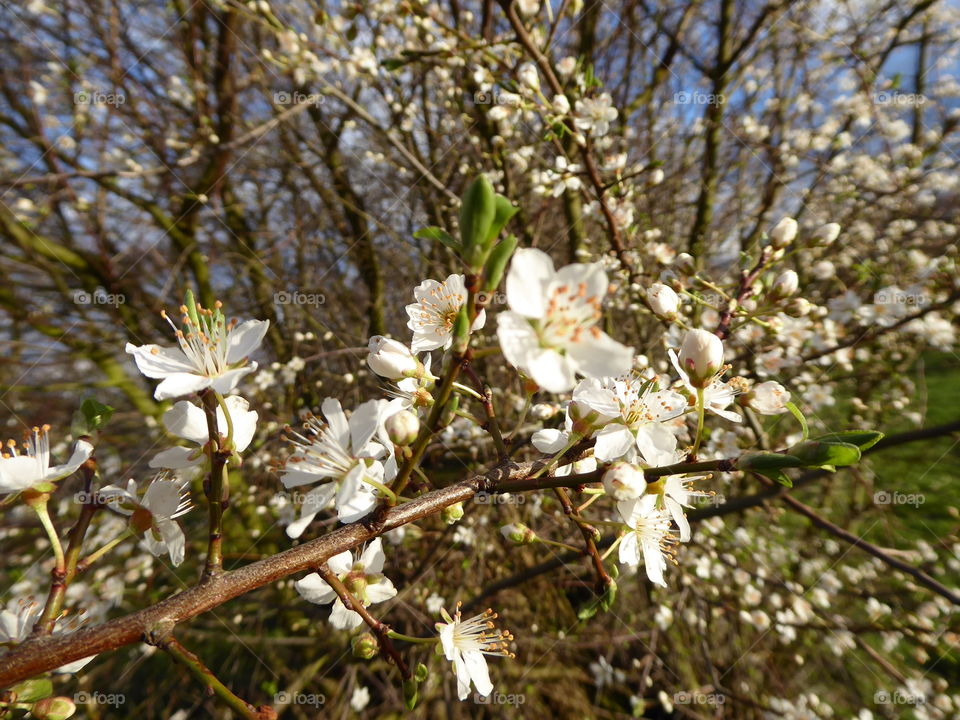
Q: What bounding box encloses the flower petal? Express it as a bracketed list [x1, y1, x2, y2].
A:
[525, 348, 576, 393]
[295, 573, 336, 605]
[225, 320, 270, 363]
[505, 248, 554, 318]
[566, 332, 633, 379]
[163, 401, 210, 444]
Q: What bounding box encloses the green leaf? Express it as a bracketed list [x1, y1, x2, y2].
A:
[789, 440, 862, 468]
[459, 176, 496, 268]
[481, 234, 518, 293]
[80, 398, 114, 431]
[9, 678, 54, 703]
[403, 678, 419, 710]
[785, 401, 809, 441]
[381, 57, 409, 71]
[578, 579, 617, 620]
[484, 195, 519, 242]
[413, 226, 460, 252]
[813, 430, 884, 451]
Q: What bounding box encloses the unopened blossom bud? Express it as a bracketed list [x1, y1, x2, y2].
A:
[674, 252, 695, 274]
[785, 297, 814, 317]
[744, 381, 791, 415]
[678, 329, 724, 388]
[772, 269, 799, 297]
[552, 94, 570, 114]
[815, 222, 841, 245]
[352, 632, 380, 660]
[530, 403, 558, 420]
[441, 502, 464, 525]
[649, 168, 665, 185]
[385, 410, 420, 446]
[647, 283, 679, 318]
[602, 462, 647, 501]
[367, 336, 420, 380]
[517, 62, 539, 91]
[31, 697, 76, 720]
[500, 522, 537, 545]
[769, 217, 798, 249]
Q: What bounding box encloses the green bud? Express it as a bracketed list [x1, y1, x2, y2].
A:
[438, 395, 460, 429]
[451, 303, 472, 353]
[812, 431, 884, 451]
[460, 176, 497, 269]
[403, 677, 420, 710]
[415, 663, 429, 682]
[31, 697, 77, 720]
[481, 234, 518, 295]
[500, 522, 537, 545]
[737, 451, 803, 472]
[352, 633, 379, 660]
[441, 502, 465, 525]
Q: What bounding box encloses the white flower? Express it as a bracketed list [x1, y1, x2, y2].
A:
[747, 381, 791, 415]
[602, 462, 646, 501]
[281, 398, 392, 536]
[647, 283, 679, 318]
[126, 302, 268, 400]
[405, 274, 485, 353]
[497, 249, 633, 393]
[590, 374, 686, 463]
[99, 474, 192, 566]
[618, 495, 676, 587]
[350, 686, 371, 712]
[574, 93, 618, 136]
[769, 217, 798, 248]
[697, 379, 743, 423]
[671, 329, 724, 389]
[815, 222, 841, 244]
[294, 538, 397, 630]
[0, 425, 93, 498]
[436, 603, 514, 700]
[367, 336, 420, 379]
[149, 396, 258, 469]
[0, 598, 96, 674]
[661, 475, 711, 542]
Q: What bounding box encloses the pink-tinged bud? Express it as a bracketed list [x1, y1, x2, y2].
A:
[500, 522, 537, 545]
[602, 462, 647, 501]
[745, 381, 791, 415]
[815, 222, 841, 245]
[385, 410, 420, 446]
[647, 283, 679, 318]
[769, 217, 798, 249]
[678, 329, 724, 388]
[772, 269, 799, 297]
[367, 336, 420, 379]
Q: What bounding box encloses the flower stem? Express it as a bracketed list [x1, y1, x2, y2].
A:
[387, 630, 437, 645]
[32, 498, 65, 573]
[691, 387, 706, 459]
[77, 530, 132, 571]
[214, 391, 235, 447]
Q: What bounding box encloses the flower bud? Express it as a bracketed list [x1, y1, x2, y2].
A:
[677, 329, 724, 388]
[367, 336, 419, 380]
[814, 222, 841, 245]
[674, 252, 696, 275]
[385, 410, 420, 446]
[500, 522, 537, 545]
[772, 269, 799, 297]
[602, 462, 647, 501]
[647, 283, 679, 318]
[648, 168, 665, 185]
[441, 502, 464, 525]
[352, 632, 380, 660]
[785, 297, 814, 317]
[517, 62, 539, 91]
[31, 697, 76, 720]
[769, 217, 798, 249]
[744, 381, 791, 415]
